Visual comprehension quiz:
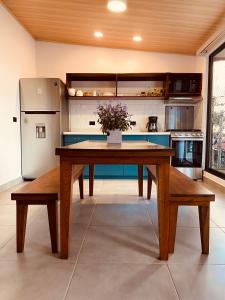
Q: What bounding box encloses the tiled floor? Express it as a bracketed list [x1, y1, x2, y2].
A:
[0, 178, 225, 299]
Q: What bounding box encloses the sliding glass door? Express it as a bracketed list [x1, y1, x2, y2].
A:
[206, 43, 225, 178]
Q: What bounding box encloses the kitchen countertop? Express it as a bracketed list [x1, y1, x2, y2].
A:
[63, 131, 171, 135]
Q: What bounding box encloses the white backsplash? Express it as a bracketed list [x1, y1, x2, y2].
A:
[69, 99, 165, 132]
[69, 100, 202, 132]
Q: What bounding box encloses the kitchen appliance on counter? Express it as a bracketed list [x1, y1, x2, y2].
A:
[165, 106, 203, 179]
[146, 116, 158, 132]
[20, 78, 69, 179]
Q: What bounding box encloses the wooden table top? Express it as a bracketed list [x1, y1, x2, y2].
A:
[56, 140, 174, 156]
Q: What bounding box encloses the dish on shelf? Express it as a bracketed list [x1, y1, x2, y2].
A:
[83, 91, 93, 96]
[76, 90, 83, 96]
[103, 92, 115, 96]
[68, 88, 76, 96]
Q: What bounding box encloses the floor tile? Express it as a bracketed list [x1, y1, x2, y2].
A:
[168, 227, 225, 264]
[0, 226, 15, 248]
[169, 263, 225, 300]
[72, 202, 95, 225]
[147, 199, 217, 231]
[94, 194, 146, 204]
[96, 179, 147, 196]
[0, 205, 16, 226]
[91, 203, 151, 227]
[0, 182, 28, 205]
[0, 260, 74, 300]
[0, 208, 87, 263]
[78, 225, 161, 264]
[211, 206, 225, 227]
[0, 178, 225, 299]
[66, 263, 178, 300]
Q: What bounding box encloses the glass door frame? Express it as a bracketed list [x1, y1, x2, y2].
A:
[205, 41, 225, 179]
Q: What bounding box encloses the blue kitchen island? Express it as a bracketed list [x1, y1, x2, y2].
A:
[63, 132, 170, 179]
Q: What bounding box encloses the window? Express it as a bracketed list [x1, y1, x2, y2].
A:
[206, 42, 225, 179]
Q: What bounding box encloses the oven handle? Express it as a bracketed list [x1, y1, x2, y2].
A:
[171, 138, 203, 141]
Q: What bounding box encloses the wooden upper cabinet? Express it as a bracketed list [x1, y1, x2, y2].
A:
[66, 72, 202, 101]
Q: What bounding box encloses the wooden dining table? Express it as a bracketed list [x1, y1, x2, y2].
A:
[56, 140, 174, 260]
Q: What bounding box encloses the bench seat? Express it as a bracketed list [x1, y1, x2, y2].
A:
[147, 165, 215, 254]
[11, 165, 85, 253]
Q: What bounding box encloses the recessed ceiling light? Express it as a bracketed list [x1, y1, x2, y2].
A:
[133, 35, 142, 42]
[107, 0, 127, 13]
[94, 31, 103, 38]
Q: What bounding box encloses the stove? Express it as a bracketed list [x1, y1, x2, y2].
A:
[170, 131, 204, 139]
[170, 130, 204, 180]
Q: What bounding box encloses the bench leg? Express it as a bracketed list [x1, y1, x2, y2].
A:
[79, 173, 84, 199]
[169, 205, 178, 253]
[16, 203, 28, 253]
[198, 205, 210, 254]
[47, 202, 58, 253]
[138, 164, 143, 197]
[147, 169, 152, 200]
[89, 164, 94, 196]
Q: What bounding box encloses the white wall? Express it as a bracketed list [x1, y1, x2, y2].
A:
[0, 4, 36, 187]
[36, 41, 205, 131]
[36, 42, 204, 81]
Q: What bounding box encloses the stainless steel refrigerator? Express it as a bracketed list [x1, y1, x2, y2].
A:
[20, 78, 69, 179]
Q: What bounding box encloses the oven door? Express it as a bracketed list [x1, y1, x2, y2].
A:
[171, 138, 203, 167]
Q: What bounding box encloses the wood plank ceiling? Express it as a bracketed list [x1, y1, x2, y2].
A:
[2, 0, 225, 55]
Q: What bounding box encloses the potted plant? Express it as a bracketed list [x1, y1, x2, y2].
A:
[97, 103, 132, 143]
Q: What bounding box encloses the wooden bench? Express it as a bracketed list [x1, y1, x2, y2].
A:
[11, 165, 85, 253]
[147, 165, 215, 254]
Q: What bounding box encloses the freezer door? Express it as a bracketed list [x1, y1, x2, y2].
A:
[21, 112, 60, 178]
[20, 78, 61, 111]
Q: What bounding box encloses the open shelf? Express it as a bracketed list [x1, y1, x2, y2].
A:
[68, 96, 165, 100]
[66, 72, 202, 101]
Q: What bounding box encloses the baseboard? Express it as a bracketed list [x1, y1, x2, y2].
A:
[0, 177, 23, 192]
[203, 171, 225, 190]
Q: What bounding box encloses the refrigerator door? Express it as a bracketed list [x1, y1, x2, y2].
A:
[21, 112, 60, 179]
[20, 78, 61, 111]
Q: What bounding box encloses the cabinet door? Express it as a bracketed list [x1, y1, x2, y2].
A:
[89, 134, 123, 178]
[63, 134, 89, 145]
[122, 135, 147, 177]
[89, 135, 107, 141]
[94, 165, 124, 178]
[146, 135, 170, 146]
[122, 135, 147, 141]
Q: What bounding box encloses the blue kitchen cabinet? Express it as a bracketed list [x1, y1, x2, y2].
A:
[63, 133, 170, 179]
[88, 134, 123, 177]
[122, 135, 147, 141]
[63, 134, 89, 145]
[146, 135, 170, 146]
[89, 135, 107, 141]
[122, 135, 147, 178]
[94, 165, 124, 178]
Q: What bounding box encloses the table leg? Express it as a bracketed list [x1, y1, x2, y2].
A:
[89, 164, 94, 196]
[157, 159, 170, 260]
[138, 164, 143, 197]
[60, 160, 73, 259]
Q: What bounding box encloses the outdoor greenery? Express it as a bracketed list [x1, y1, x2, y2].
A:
[97, 103, 132, 134]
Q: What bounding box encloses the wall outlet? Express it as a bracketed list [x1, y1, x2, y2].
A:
[89, 121, 95, 125]
[13, 117, 17, 122]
